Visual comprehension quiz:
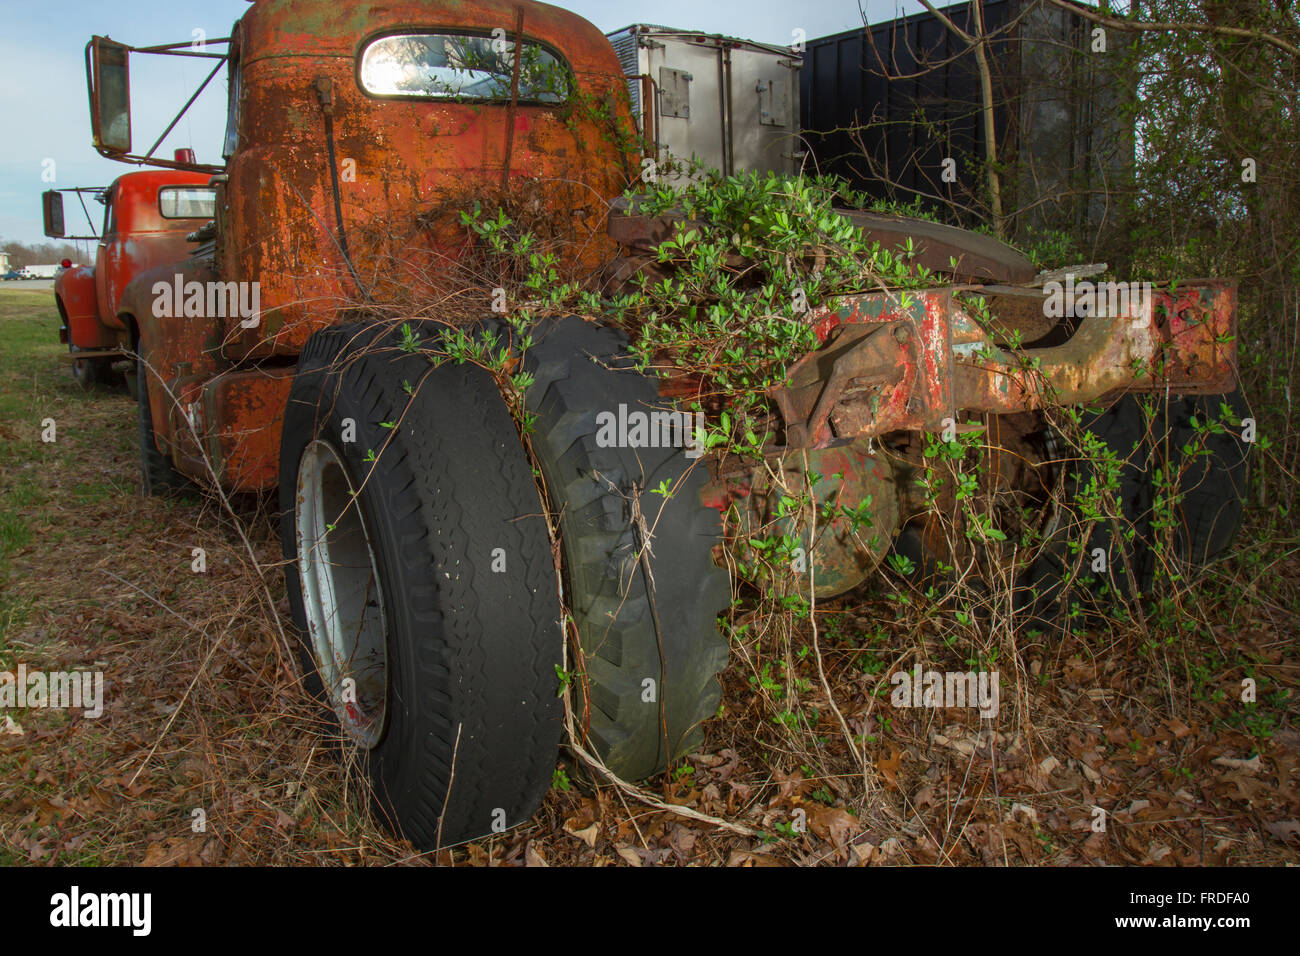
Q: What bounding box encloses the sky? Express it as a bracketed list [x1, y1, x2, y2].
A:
[0, 0, 946, 249]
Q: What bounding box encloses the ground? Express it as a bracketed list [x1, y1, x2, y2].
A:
[0, 285, 1296, 866]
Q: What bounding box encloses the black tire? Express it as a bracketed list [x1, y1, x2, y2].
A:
[518, 317, 730, 779]
[1020, 390, 1251, 631]
[1149, 391, 1252, 571]
[71, 348, 113, 390]
[136, 357, 197, 497]
[278, 322, 564, 849]
[124, 365, 139, 402]
[1019, 395, 1154, 632]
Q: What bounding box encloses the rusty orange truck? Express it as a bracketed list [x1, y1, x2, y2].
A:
[70, 0, 1249, 848]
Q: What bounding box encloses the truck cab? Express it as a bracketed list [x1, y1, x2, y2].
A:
[84, 0, 633, 489]
[43, 167, 215, 387]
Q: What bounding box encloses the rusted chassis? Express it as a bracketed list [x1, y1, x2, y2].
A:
[774, 280, 1236, 448]
[706, 279, 1238, 596]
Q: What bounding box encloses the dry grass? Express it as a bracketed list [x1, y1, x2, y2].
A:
[1, 285, 1296, 867]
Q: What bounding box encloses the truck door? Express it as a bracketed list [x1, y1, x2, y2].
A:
[94, 184, 120, 322]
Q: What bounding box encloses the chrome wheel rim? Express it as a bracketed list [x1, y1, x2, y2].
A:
[295, 439, 389, 748]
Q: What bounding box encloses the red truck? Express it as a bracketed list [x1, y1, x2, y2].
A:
[63, 0, 1249, 850]
[43, 167, 215, 389]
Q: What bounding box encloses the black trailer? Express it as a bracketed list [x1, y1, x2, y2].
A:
[801, 0, 1134, 244]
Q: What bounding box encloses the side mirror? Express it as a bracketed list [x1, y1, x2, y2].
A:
[42, 191, 65, 238]
[87, 36, 132, 153]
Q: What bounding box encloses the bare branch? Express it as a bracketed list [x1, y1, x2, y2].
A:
[1044, 0, 1300, 60]
[918, 0, 1006, 236]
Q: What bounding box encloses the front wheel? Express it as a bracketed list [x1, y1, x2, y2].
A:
[70, 347, 113, 390]
[136, 356, 196, 498]
[279, 322, 565, 849]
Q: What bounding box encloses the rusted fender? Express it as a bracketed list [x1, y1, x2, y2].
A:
[55, 266, 117, 350]
[608, 198, 1038, 284]
[835, 210, 1037, 284]
[165, 366, 294, 492]
[116, 258, 230, 462]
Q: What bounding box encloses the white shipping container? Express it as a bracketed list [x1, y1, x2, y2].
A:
[606, 25, 803, 184]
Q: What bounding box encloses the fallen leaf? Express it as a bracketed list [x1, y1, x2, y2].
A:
[1219, 772, 1268, 803]
[809, 806, 859, 848]
[1212, 754, 1261, 774]
[1007, 803, 1039, 826]
[876, 748, 902, 789]
[878, 837, 907, 862]
[564, 819, 600, 849]
[615, 846, 642, 867]
[711, 749, 741, 782]
[524, 842, 548, 867]
[772, 767, 807, 798]
[667, 825, 697, 862]
[1142, 843, 1173, 864]
[726, 849, 783, 867]
[851, 842, 877, 865]
[1263, 820, 1300, 844]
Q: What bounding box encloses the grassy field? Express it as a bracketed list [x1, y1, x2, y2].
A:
[0, 288, 400, 865]
[0, 290, 131, 665]
[0, 284, 1296, 866]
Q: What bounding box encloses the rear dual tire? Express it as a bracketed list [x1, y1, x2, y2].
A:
[518, 317, 731, 779]
[1020, 391, 1251, 631]
[278, 318, 731, 847]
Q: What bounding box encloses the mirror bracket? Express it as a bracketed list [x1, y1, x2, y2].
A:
[42, 187, 105, 241]
[85, 34, 229, 174]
